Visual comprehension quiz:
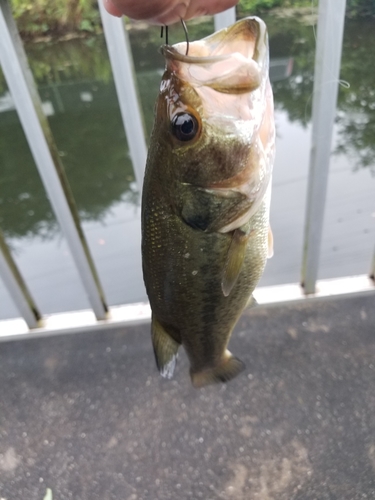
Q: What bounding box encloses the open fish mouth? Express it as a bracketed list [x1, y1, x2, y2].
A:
[160, 17, 269, 95]
[160, 17, 268, 68]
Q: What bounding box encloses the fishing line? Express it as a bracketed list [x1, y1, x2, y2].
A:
[160, 25, 169, 44]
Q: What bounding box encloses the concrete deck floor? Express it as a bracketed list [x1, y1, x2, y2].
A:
[0, 293, 374, 500]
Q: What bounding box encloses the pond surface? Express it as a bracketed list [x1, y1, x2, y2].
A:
[0, 14, 374, 320]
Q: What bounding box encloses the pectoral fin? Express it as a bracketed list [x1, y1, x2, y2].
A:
[222, 227, 252, 297]
[268, 225, 274, 259]
[151, 316, 180, 379]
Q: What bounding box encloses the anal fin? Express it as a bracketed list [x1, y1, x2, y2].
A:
[190, 350, 245, 388]
[222, 227, 252, 297]
[151, 316, 180, 379]
[246, 293, 258, 308]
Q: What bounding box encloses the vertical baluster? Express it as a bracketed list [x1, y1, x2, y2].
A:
[301, 0, 347, 294]
[214, 8, 236, 31]
[98, 1, 147, 191]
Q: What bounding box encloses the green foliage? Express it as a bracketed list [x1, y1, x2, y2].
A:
[10, 0, 100, 37]
[238, 0, 283, 16]
[238, 0, 375, 15]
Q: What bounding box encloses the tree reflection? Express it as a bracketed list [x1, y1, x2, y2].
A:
[335, 20, 375, 174]
[267, 15, 375, 175]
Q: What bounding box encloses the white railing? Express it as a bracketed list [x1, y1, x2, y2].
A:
[0, 0, 374, 340]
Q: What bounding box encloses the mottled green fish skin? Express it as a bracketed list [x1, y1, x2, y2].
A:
[141, 17, 274, 388]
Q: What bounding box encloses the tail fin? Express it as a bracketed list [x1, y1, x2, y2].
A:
[190, 351, 245, 388]
[151, 316, 180, 379]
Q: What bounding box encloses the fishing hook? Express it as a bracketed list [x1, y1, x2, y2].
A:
[160, 21, 189, 55]
[181, 19, 189, 55]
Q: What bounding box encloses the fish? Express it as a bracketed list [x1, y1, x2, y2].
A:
[141, 16, 275, 388]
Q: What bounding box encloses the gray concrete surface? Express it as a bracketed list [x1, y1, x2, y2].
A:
[0, 293, 375, 499]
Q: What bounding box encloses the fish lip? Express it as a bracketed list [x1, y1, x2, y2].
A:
[160, 16, 267, 66]
[160, 45, 230, 65]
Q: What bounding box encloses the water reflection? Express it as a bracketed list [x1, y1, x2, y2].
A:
[335, 20, 375, 173]
[0, 80, 140, 239]
[267, 16, 375, 174]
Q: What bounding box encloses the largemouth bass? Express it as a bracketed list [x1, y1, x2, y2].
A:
[141, 17, 275, 388]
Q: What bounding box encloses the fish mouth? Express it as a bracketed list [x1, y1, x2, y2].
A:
[160, 16, 268, 67]
[161, 45, 229, 65]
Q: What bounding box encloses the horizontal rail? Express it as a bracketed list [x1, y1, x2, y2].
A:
[0, 0, 108, 320]
[1, 275, 373, 342]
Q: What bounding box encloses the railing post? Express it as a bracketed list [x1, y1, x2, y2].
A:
[214, 8, 236, 31]
[0, 230, 41, 328]
[98, 1, 148, 192]
[301, 0, 347, 294]
[0, 0, 108, 319]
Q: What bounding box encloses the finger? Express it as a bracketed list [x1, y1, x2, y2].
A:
[151, 0, 238, 24]
[102, 0, 239, 25]
[183, 0, 238, 20]
[103, 0, 187, 23]
[149, 2, 189, 25]
[103, 0, 123, 17]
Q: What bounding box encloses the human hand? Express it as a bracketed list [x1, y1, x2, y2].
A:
[103, 0, 238, 24]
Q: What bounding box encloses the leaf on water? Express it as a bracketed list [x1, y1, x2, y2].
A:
[43, 488, 53, 500]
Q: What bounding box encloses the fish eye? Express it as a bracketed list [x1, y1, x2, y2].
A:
[171, 112, 199, 142]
